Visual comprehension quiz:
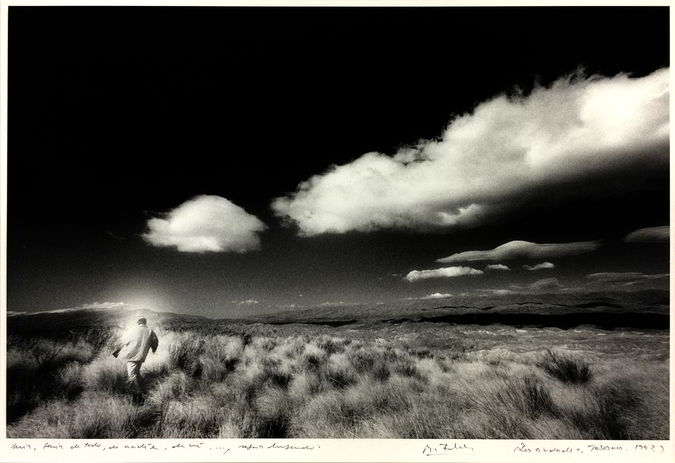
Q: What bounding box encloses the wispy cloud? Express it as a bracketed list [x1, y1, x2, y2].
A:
[437, 240, 600, 263]
[528, 277, 563, 291]
[233, 299, 259, 305]
[624, 225, 669, 242]
[481, 289, 517, 296]
[22, 301, 131, 315]
[486, 264, 510, 271]
[143, 195, 266, 253]
[523, 262, 555, 271]
[273, 68, 668, 235]
[405, 292, 453, 301]
[405, 266, 483, 282]
[587, 272, 669, 283]
[421, 292, 453, 299]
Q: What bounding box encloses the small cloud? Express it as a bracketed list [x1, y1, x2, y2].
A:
[438, 240, 600, 263]
[624, 225, 669, 242]
[233, 299, 259, 305]
[405, 266, 483, 282]
[528, 277, 563, 291]
[319, 301, 347, 307]
[143, 195, 266, 253]
[486, 264, 510, 271]
[523, 262, 555, 271]
[421, 292, 453, 299]
[104, 230, 125, 241]
[7, 311, 27, 317]
[77, 301, 128, 310]
[482, 289, 516, 296]
[30, 301, 130, 315]
[587, 272, 669, 283]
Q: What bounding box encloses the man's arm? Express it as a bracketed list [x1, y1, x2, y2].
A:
[112, 329, 131, 357]
[150, 331, 159, 354]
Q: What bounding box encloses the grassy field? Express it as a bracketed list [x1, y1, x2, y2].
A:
[6, 312, 669, 439]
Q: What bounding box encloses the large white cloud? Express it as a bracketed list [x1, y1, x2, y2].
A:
[143, 195, 266, 253]
[405, 266, 483, 282]
[624, 225, 669, 242]
[272, 68, 669, 235]
[437, 240, 600, 263]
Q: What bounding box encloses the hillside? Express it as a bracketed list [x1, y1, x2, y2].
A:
[253, 289, 670, 330]
[7, 289, 669, 337]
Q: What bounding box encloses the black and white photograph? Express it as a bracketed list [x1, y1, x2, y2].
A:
[1, 0, 671, 455]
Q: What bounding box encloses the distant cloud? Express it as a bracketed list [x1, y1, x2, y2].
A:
[437, 240, 600, 263]
[234, 299, 259, 305]
[26, 301, 130, 315]
[273, 68, 669, 235]
[624, 226, 669, 242]
[421, 292, 453, 299]
[587, 272, 669, 283]
[523, 262, 555, 271]
[76, 301, 129, 310]
[482, 289, 516, 296]
[104, 230, 125, 241]
[7, 311, 27, 317]
[405, 266, 483, 282]
[143, 195, 266, 253]
[528, 277, 563, 291]
[486, 264, 510, 271]
[319, 301, 353, 307]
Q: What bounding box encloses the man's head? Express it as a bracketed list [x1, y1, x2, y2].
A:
[137, 318, 147, 326]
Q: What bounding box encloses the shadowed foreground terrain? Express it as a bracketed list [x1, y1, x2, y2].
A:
[6, 292, 670, 439]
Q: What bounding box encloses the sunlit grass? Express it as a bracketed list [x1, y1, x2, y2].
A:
[6, 326, 669, 439]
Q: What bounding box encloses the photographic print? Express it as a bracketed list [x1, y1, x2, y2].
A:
[2, 1, 670, 452]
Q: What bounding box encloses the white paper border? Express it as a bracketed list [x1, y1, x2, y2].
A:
[0, 1, 672, 462]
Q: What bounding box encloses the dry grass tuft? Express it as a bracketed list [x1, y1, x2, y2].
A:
[538, 349, 592, 384]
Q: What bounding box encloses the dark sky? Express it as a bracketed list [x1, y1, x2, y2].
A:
[7, 6, 670, 317]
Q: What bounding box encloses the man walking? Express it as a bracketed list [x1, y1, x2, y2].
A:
[113, 317, 159, 394]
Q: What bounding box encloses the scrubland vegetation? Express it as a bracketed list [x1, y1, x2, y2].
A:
[6, 321, 669, 439]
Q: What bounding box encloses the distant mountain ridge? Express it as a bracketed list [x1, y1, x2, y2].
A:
[7, 289, 669, 335]
[253, 289, 669, 321]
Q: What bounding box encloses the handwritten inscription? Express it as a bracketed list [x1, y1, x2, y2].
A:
[239, 442, 320, 451]
[423, 442, 474, 456]
[514, 442, 666, 455]
[9, 440, 320, 458]
[8, 439, 669, 460]
[10, 443, 35, 451]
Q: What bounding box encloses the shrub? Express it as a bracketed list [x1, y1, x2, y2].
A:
[169, 338, 205, 377]
[315, 336, 345, 355]
[324, 353, 357, 389]
[159, 395, 222, 438]
[6, 340, 96, 422]
[347, 348, 390, 381]
[538, 349, 592, 384]
[253, 386, 294, 437]
[80, 356, 129, 394]
[7, 391, 145, 438]
[147, 371, 194, 405]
